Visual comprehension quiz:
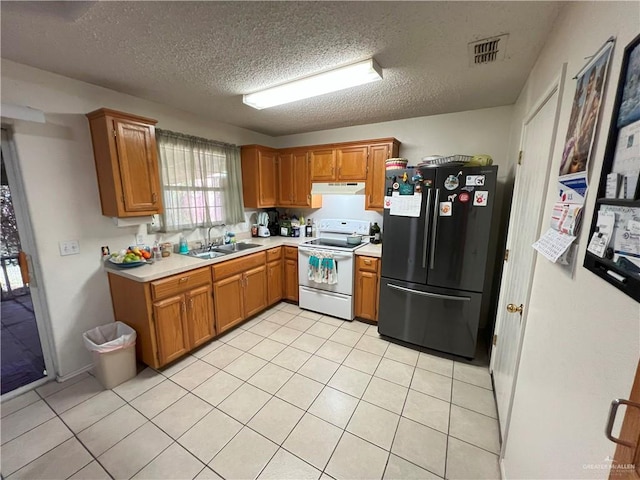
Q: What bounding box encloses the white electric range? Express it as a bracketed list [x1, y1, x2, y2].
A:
[298, 219, 370, 320]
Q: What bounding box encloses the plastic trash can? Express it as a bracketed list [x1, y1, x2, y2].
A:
[83, 321, 137, 389]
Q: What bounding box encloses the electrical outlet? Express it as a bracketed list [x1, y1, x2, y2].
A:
[59, 240, 80, 256]
[136, 234, 145, 245]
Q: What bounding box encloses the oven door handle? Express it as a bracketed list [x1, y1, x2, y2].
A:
[298, 249, 352, 260]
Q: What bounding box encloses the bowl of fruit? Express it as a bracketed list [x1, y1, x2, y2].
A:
[108, 247, 151, 268]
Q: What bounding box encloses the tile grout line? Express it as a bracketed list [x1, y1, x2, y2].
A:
[4, 303, 498, 479]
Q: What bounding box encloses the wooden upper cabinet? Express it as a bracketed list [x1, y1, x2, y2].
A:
[278, 152, 295, 206]
[337, 145, 368, 181]
[86, 108, 163, 217]
[366, 140, 400, 210]
[279, 149, 320, 208]
[310, 148, 336, 181]
[241, 145, 278, 208]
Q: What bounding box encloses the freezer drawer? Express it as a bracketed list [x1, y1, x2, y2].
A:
[378, 278, 482, 358]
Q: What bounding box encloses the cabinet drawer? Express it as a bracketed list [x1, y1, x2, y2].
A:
[266, 247, 282, 262]
[357, 256, 379, 273]
[151, 267, 211, 300]
[284, 246, 298, 260]
[212, 251, 266, 281]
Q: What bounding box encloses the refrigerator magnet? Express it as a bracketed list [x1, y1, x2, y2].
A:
[448, 193, 457, 202]
[459, 192, 470, 203]
[392, 182, 399, 190]
[473, 190, 489, 206]
[444, 175, 459, 190]
[424, 179, 433, 187]
[466, 175, 485, 186]
[439, 201, 453, 216]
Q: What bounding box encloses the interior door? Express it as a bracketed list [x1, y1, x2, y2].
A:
[608, 360, 640, 479]
[490, 72, 564, 444]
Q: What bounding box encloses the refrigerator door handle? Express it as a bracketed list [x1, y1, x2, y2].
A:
[422, 188, 432, 268]
[429, 188, 440, 269]
[387, 283, 471, 302]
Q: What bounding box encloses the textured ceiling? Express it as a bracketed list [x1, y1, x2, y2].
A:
[1, 1, 562, 136]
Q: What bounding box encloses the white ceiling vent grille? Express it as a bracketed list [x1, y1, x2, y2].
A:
[468, 34, 509, 66]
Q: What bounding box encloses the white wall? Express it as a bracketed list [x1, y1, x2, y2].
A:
[274, 106, 515, 181]
[502, 3, 640, 479]
[1, 60, 272, 378]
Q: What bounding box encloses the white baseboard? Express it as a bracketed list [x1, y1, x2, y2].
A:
[500, 457, 507, 480]
[56, 364, 93, 383]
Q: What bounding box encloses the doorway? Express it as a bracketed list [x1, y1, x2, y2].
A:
[490, 66, 566, 451]
[1, 128, 54, 397]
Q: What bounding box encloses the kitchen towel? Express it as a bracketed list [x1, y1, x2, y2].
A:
[307, 250, 337, 285]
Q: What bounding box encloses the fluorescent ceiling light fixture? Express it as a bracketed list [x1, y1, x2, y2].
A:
[243, 58, 382, 109]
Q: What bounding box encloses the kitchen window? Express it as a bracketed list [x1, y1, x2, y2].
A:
[153, 129, 245, 232]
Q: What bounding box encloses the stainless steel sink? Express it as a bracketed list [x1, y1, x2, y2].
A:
[189, 250, 229, 259]
[213, 243, 262, 253]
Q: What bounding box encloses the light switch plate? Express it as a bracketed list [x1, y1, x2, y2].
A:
[136, 233, 145, 245]
[59, 240, 80, 256]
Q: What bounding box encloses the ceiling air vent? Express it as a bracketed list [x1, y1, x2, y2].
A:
[468, 34, 509, 66]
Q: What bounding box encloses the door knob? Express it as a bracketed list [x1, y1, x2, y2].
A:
[506, 303, 524, 314]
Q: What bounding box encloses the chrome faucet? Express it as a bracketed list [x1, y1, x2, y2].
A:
[207, 224, 225, 249]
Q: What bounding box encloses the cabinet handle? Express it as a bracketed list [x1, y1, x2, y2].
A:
[152, 192, 157, 202]
[179, 277, 190, 283]
[182, 301, 186, 313]
[189, 298, 194, 310]
[364, 260, 372, 265]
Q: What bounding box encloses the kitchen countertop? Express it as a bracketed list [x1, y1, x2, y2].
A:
[105, 236, 383, 282]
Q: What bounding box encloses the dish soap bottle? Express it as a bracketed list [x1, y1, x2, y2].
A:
[371, 222, 381, 244]
[179, 235, 189, 254]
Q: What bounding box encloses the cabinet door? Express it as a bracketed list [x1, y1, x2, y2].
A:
[267, 260, 283, 306]
[187, 284, 215, 348]
[214, 274, 244, 334]
[114, 118, 162, 214]
[258, 149, 278, 206]
[153, 295, 190, 365]
[278, 152, 295, 206]
[365, 144, 390, 210]
[337, 145, 368, 180]
[355, 270, 379, 321]
[283, 258, 299, 302]
[292, 151, 312, 206]
[244, 265, 267, 318]
[310, 149, 336, 181]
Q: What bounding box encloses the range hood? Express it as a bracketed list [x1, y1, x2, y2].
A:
[311, 182, 366, 195]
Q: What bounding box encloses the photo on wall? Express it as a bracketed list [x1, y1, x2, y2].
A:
[559, 41, 614, 177]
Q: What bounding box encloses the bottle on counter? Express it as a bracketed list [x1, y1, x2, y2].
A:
[371, 222, 381, 244]
[179, 235, 189, 254]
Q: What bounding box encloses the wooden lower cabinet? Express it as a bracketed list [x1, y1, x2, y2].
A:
[244, 265, 267, 318]
[187, 285, 215, 348]
[283, 246, 299, 302]
[266, 247, 283, 306]
[213, 274, 245, 334]
[354, 256, 381, 322]
[108, 266, 215, 368]
[153, 295, 190, 365]
[212, 251, 268, 334]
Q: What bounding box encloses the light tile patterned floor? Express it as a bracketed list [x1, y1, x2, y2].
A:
[0, 302, 502, 479]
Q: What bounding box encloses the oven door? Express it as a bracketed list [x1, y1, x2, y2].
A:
[298, 247, 354, 296]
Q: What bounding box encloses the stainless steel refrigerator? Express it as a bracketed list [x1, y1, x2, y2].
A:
[378, 165, 498, 358]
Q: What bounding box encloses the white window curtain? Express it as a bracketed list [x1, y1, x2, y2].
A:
[153, 129, 245, 232]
